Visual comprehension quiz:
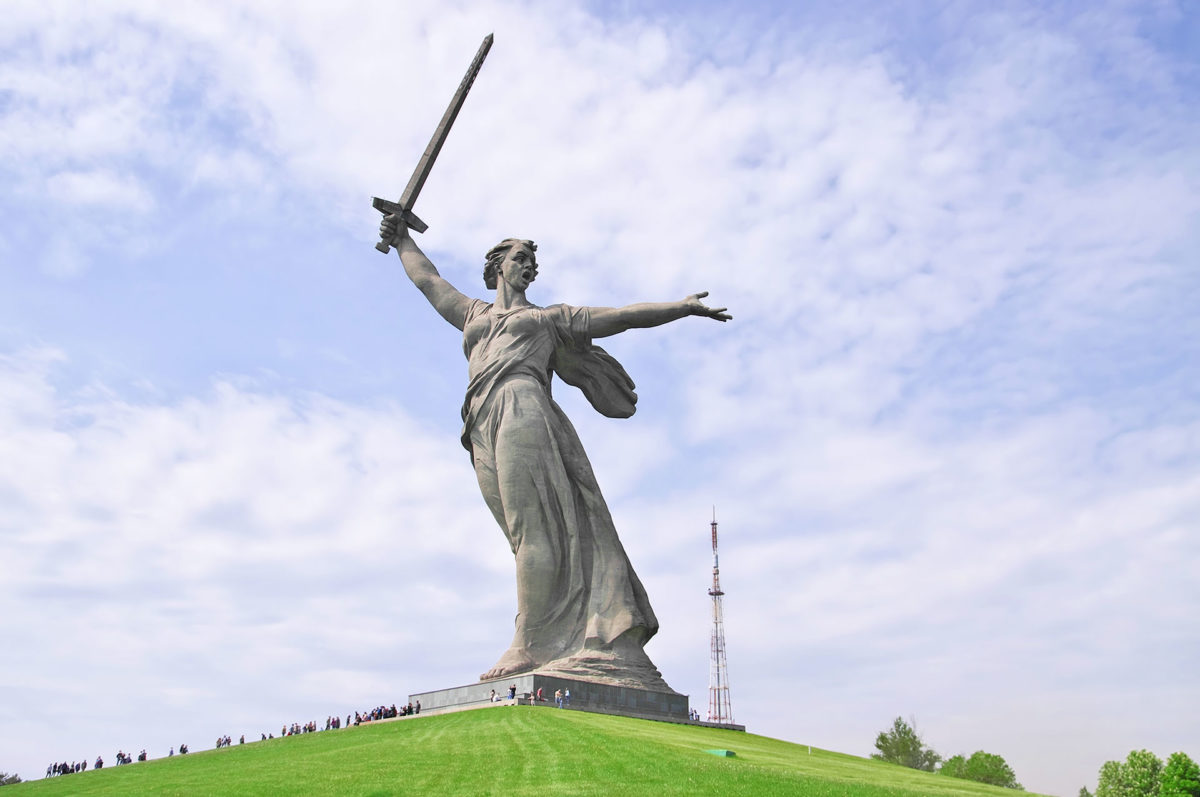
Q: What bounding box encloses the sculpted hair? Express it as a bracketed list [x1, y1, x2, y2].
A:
[484, 238, 537, 289]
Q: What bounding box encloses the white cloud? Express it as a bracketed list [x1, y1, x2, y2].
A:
[46, 169, 155, 212]
[0, 344, 523, 766]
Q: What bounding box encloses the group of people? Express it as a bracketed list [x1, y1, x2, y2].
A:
[491, 685, 573, 708]
[346, 701, 421, 727]
[265, 701, 425, 742]
[271, 705, 413, 740]
[44, 749, 148, 778]
[45, 760, 87, 777]
[488, 685, 519, 702]
[283, 721, 319, 736]
[40, 696, 424, 779]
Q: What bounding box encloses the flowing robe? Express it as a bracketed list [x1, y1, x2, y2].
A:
[460, 299, 658, 666]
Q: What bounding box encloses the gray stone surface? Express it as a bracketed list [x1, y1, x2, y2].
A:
[410, 674, 691, 723]
[379, 218, 730, 692]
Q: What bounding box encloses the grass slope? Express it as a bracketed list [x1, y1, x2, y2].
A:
[8, 706, 1048, 796]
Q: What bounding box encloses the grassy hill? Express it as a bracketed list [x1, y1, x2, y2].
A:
[7, 705, 1049, 796]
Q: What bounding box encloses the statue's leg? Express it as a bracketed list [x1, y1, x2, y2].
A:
[472, 429, 536, 680]
[474, 384, 582, 680]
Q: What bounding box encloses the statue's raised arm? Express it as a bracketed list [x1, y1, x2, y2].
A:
[380, 214, 472, 331]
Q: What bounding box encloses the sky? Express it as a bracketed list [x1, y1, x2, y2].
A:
[1, 0, 1197, 793]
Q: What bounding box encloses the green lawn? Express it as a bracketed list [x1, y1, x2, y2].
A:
[7, 706, 1049, 796]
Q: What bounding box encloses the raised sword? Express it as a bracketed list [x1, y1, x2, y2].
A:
[372, 33, 493, 252]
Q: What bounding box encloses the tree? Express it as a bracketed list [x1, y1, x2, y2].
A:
[1080, 788, 1094, 797]
[0, 772, 21, 787]
[939, 750, 1023, 789]
[1097, 749, 1164, 797]
[1161, 752, 1200, 797]
[1126, 750, 1166, 797]
[871, 716, 941, 772]
[1097, 759, 1129, 797]
[942, 754, 969, 779]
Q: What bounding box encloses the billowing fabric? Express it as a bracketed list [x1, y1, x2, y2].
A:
[554, 343, 637, 419]
[460, 299, 657, 661]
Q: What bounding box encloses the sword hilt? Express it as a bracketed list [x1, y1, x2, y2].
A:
[372, 197, 429, 253]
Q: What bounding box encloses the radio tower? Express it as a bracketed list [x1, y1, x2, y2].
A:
[707, 510, 734, 724]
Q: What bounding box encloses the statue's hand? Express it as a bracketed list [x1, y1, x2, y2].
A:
[685, 291, 731, 322]
[379, 214, 409, 248]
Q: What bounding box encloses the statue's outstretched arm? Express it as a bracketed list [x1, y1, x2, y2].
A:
[589, 292, 731, 339]
[380, 215, 471, 330]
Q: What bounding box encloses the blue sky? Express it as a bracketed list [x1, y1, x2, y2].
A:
[1, 2, 1198, 794]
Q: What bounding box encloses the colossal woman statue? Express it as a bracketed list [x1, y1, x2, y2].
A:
[380, 216, 729, 689]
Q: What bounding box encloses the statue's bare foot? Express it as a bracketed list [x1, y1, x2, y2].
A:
[480, 648, 536, 681]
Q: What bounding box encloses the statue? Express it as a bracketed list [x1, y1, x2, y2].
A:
[379, 218, 730, 690]
[370, 34, 729, 691]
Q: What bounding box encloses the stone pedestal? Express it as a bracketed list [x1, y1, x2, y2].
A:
[410, 673, 689, 723]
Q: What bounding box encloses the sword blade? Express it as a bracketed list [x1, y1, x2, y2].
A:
[398, 33, 493, 211]
[374, 34, 492, 252]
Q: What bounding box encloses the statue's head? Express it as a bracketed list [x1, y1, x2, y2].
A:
[484, 238, 538, 290]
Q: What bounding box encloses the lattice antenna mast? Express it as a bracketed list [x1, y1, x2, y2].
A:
[708, 509, 734, 724]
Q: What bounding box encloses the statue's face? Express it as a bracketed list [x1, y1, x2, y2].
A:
[499, 244, 538, 292]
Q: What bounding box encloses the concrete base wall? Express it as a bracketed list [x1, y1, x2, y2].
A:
[410, 673, 697, 724]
